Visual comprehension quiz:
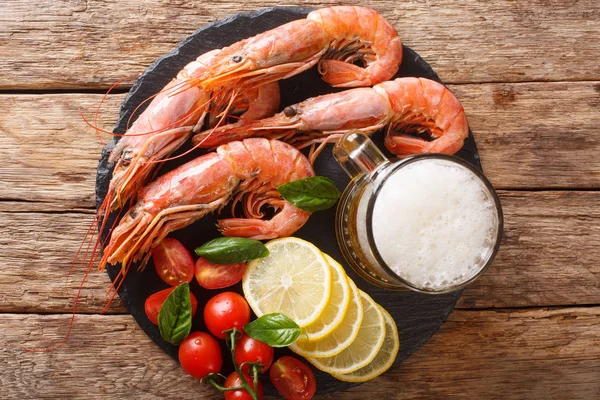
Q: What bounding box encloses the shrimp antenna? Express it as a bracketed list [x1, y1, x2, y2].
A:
[65, 212, 99, 286]
[80, 95, 215, 168]
[124, 77, 199, 131]
[91, 74, 139, 145]
[23, 193, 125, 353]
[82, 73, 202, 143]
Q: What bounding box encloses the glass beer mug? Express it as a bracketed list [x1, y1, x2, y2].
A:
[333, 131, 503, 293]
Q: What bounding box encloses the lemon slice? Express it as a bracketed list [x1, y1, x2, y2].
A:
[306, 290, 386, 374]
[242, 237, 332, 327]
[332, 306, 400, 382]
[290, 279, 363, 358]
[300, 254, 351, 341]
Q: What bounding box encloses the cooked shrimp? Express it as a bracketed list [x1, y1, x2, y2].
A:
[98, 138, 314, 299]
[105, 50, 218, 212]
[99, 6, 399, 213]
[192, 77, 469, 160]
[103, 49, 280, 214]
[196, 6, 402, 91]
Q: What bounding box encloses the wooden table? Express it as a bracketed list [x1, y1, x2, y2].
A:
[2, 1, 599, 398]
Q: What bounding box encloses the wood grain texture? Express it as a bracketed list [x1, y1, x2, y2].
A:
[5, 308, 600, 399]
[457, 191, 600, 308]
[3, 1, 599, 398]
[1, 81, 599, 209]
[1, 191, 598, 313]
[1, 0, 599, 89]
[0, 210, 124, 314]
[0, 93, 123, 206]
[450, 81, 600, 189]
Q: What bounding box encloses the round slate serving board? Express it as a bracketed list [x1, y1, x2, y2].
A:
[96, 7, 482, 396]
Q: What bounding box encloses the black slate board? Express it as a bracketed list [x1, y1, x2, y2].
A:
[95, 7, 482, 396]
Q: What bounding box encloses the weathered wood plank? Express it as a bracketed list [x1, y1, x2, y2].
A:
[1, 0, 599, 89]
[0, 93, 123, 206]
[0, 210, 126, 314]
[0, 201, 94, 214]
[1, 82, 599, 209]
[450, 81, 600, 190]
[457, 191, 600, 308]
[1, 191, 598, 313]
[5, 308, 600, 399]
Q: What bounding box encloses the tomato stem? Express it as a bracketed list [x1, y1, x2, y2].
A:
[207, 376, 245, 392]
[252, 364, 260, 395]
[227, 328, 259, 400]
[240, 361, 264, 371]
[207, 373, 250, 392]
[207, 330, 261, 400]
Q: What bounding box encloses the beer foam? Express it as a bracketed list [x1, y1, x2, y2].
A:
[371, 158, 498, 290]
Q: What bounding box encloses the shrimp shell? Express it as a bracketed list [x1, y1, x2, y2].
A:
[197, 6, 402, 91]
[98, 138, 314, 296]
[192, 77, 470, 159]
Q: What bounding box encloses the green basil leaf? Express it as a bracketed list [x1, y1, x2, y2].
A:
[195, 237, 269, 264]
[158, 282, 192, 346]
[243, 313, 303, 347]
[277, 176, 341, 212]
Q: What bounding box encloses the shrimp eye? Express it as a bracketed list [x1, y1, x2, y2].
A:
[121, 148, 133, 167]
[283, 106, 297, 117]
[129, 208, 138, 219]
[231, 55, 243, 63]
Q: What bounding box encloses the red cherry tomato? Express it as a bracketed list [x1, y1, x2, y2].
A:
[224, 371, 263, 400]
[195, 257, 247, 289]
[235, 334, 274, 374]
[178, 331, 222, 380]
[144, 287, 198, 325]
[269, 356, 316, 400]
[152, 238, 194, 286]
[204, 292, 251, 339]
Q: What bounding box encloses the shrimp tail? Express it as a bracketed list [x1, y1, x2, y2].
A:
[308, 6, 403, 87]
[382, 77, 469, 156]
[219, 201, 310, 240]
[318, 59, 373, 87]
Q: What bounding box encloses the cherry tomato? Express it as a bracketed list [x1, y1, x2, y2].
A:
[144, 287, 198, 325]
[195, 257, 247, 289]
[235, 334, 274, 374]
[204, 292, 251, 339]
[152, 238, 194, 286]
[224, 371, 263, 400]
[269, 356, 316, 400]
[178, 331, 222, 379]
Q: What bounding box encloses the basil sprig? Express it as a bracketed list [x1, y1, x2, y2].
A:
[195, 237, 269, 264]
[277, 176, 341, 212]
[158, 282, 192, 346]
[243, 313, 303, 347]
